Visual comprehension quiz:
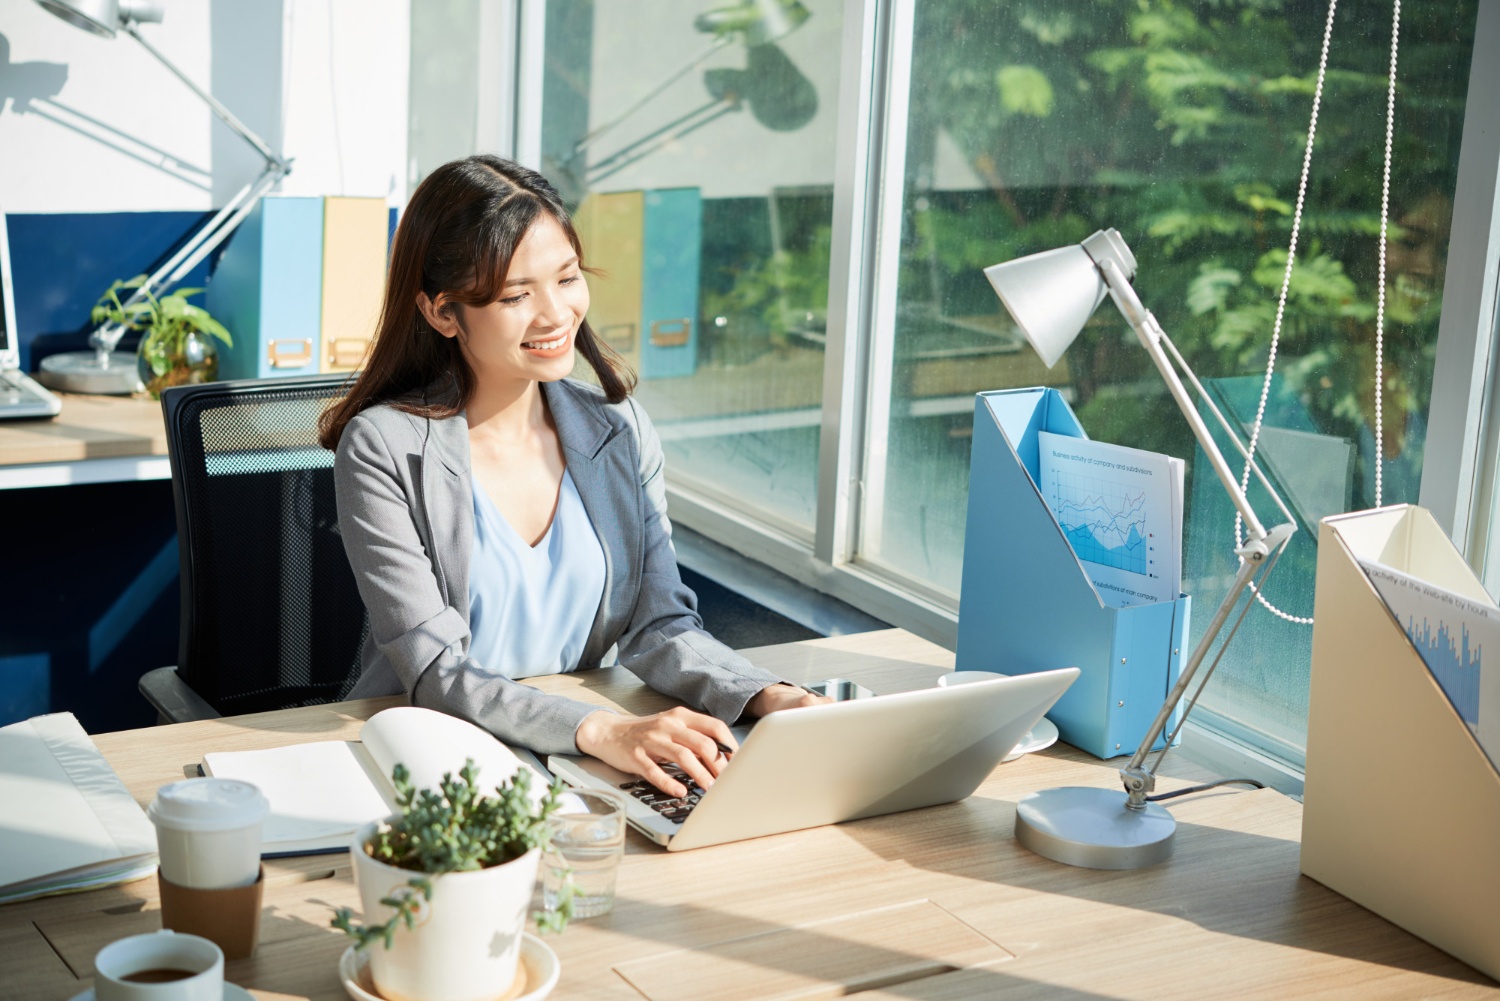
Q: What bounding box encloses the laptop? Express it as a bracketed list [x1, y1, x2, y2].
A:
[548, 667, 1079, 851]
[0, 207, 63, 420]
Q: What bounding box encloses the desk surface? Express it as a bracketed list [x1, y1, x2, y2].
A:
[0, 392, 168, 488]
[5, 629, 1497, 1000]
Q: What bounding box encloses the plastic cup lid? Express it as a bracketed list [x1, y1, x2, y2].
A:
[147, 777, 269, 833]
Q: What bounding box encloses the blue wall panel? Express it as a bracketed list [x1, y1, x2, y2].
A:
[7, 210, 218, 372]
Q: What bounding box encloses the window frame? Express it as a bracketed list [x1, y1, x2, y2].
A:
[518, 0, 1500, 789]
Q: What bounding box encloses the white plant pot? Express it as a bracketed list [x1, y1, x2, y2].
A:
[349, 820, 540, 1001]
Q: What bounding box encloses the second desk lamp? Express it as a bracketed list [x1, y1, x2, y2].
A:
[984, 229, 1297, 869]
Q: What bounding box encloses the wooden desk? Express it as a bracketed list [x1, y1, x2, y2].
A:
[5, 630, 1497, 1000]
[0, 393, 168, 489]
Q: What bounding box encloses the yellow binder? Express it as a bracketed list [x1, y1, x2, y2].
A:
[1303, 504, 1500, 981]
[573, 191, 643, 377]
[319, 197, 388, 373]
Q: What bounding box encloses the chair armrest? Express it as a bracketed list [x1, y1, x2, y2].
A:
[139, 667, 222, 724]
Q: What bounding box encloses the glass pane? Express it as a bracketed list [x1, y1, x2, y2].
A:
[876, 0, 1478, 758]
[541, 0, 844, 534]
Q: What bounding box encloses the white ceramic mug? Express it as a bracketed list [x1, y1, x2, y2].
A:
[938, 670, 1009, 687]
[93, 930, 223, 1001]
[148, 778, 268, 889]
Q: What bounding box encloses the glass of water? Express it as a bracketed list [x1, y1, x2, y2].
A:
[542, 788, 626, 920]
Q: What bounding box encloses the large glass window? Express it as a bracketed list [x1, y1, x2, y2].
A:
[540, 0, 845, 536]
[873, 1, 1477, 759]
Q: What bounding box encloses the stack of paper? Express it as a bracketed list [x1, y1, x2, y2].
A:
[0, 713, 157, 905]
[1360, 560, 1500, 773]
[1036, 431, 1184, 608]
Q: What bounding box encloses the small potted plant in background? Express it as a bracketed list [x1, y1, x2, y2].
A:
[90, 276, 232, 399]
[333, 759, 570, 1001]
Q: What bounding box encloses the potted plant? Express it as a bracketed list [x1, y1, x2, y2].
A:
[332, 759, 570, 1001]
[90, 276, 232, 399]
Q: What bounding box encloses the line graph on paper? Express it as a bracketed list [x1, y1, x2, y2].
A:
[1047, 471, 1150, 576]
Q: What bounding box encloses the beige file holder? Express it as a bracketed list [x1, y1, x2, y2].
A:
[1303, 504, 1500, 981]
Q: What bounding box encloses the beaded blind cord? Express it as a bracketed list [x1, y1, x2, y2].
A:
[1233, 0, 1402, 626]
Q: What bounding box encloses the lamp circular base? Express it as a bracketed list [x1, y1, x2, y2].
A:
[1014, 786, 1175, 870]
[37, 351, 143, 395]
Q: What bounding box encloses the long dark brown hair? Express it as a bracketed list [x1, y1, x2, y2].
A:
[318, 155, 634, 451]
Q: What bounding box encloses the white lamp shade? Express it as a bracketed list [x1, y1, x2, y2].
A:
[35, 0, 163, 37]
[984, 244, 1110, 369]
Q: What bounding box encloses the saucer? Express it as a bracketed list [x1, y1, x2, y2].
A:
[1003, 717, 1060, 763]
[70, 983, 253, 1001]
[340, 933, 560, 1001]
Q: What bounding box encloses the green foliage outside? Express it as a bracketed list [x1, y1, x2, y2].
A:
[900, 0, 1474, 496]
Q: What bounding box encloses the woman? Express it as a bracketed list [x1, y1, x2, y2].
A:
[318, 155, 826, 798]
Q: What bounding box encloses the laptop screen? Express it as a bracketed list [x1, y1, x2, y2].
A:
[0, 208, 15, 358]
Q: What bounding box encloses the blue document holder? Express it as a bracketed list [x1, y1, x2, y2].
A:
[208, 196, 324, 379]
[955, 387, 1190, 759]
[638, 188, 701, 379]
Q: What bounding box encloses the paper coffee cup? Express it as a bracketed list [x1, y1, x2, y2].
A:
[94, 930, 223, 1001]
[148, 778, 268, 889]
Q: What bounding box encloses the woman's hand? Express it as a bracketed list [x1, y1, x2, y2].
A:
[575, 707, 736, 798]
[745, 683, 833, 718]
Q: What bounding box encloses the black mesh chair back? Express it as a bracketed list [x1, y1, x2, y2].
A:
[162, 375, 367, 716]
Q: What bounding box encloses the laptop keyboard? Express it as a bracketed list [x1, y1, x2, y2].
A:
[619, 764, 706, 824]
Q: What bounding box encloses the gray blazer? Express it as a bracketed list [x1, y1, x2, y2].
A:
[334, 378, 787, 755]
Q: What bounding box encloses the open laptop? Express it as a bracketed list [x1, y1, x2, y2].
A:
[0, 207, 63, 420]
[549, 667, 1079, 851]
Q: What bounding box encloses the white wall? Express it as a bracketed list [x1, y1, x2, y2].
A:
[0, 0, 409, 214]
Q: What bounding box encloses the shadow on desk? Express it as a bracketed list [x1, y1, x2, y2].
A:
[833, 775, 1497, 992]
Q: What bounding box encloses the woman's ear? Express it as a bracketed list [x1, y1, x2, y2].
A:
[416, 292, 461, 340]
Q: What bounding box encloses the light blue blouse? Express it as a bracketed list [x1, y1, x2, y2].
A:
[467, 468, 607, 679]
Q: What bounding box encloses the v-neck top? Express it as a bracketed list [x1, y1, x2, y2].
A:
[467, 468, 606, 679]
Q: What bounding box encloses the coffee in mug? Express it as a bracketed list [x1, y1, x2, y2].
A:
[93, 930, 222, 1001]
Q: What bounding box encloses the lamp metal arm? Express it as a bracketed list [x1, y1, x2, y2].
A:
[124, 24, 288, 171]
[1095, 258, 1270, 541]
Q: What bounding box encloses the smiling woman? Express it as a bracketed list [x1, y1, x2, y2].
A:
[316, 155, 829, 798]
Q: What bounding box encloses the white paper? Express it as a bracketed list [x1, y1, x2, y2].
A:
[1360, 559, 1500, 773]
[0, 713, 156, 903]
[202, 707, 546, 853]
[1037, 431, 1183, 607]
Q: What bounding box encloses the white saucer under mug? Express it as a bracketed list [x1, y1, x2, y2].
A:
[70, 985, 254, 1001]
[339, 933, 560, 1001]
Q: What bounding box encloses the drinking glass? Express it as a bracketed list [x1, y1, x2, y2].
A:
[542, 789, 626, 919]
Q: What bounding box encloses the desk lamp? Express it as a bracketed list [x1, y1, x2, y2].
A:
[34, 0, 291, 394]
[984, 229, 1298, 869]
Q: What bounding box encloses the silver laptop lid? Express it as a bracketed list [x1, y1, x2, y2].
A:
[0, 206, 19, 368]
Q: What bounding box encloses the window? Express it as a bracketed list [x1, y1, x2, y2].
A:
[525, 0, 1489, 771]
[540, 0, 846, 537]
[872, 0, 1478, 761]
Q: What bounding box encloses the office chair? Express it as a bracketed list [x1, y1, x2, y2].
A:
[139, 374, 369, 722]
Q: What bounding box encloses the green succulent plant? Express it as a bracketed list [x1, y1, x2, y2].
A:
[331, 759, 573, 949]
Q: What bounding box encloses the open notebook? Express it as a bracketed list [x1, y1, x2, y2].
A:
[0, 713, 157, 904]
[201, 707, 547, 855]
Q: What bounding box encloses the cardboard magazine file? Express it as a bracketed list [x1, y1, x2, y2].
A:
[1303, 505, 1500, 982]
[955, 387, 1189, 759]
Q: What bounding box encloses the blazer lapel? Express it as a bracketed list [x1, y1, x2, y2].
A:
[545, 381, 641, 665]
[420, 411, 473, 618]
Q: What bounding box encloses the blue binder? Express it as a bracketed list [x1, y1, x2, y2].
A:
[955, 387, 1190, 759]
[207, 196, 324, 379]
[638, 188, 701, 379]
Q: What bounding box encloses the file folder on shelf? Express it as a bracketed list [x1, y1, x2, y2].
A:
[319, 196, 388, 373]
[955, 387, 1189, 759]
[639, 188, 701, 380]
[206, 196, 324, 380]
[574, 191, 644, 374]
[1303, 504, 1500, 982]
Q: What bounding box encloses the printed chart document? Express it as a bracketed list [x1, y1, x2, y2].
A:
[202, 707, 547, 855]
[0, 713, 157, 905]
[1360, 560, 1500, 773]
[1037, 431, 1183, 608]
